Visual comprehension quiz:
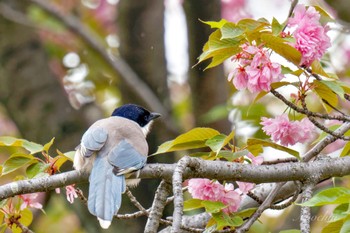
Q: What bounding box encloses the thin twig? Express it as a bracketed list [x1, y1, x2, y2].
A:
[236, 182, 285, 233]
[270, 182, 301, 210]
[75, 188, 87, 204]
[270, 89, 350, 122]
[303, 122, 350, 161]
[116, 210, 148, 219]
[300, 95, 350, 141]
[125, 187, 148, 214]
[246, 191, 263, 204]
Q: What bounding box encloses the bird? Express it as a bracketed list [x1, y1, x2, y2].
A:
[73, 104, 160, 229]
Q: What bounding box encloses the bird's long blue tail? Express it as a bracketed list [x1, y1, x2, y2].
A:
[88, 156, 126, 229]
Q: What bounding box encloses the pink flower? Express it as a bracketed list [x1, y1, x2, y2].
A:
[221, 189, 241, 214]
[287, 5, 331, 66]
[188, 178, 224, 201]
[221, 0, 251, 23]
[228, 44, 283, 93]
[236, 181, 255, 194]
[228, 66, 248, 90]
[288, 4, 320, 27]
[246, 153, 264, 165]
[188, 180, 243, 214]
[66, 185, 78, 204]
[19, 193, 43, 210]
[261, 115, 315, 146]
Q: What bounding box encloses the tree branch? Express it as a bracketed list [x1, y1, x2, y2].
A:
[172, 156, 198, 233]
[145, 180, 172, 233]
[236, 182, 285, 232]
[2, 157, 350, 201]
[300, 183, 315, 233]
[270, 89, 350, 122]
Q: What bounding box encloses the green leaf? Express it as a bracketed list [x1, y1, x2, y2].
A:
[340, 141, 350, 157]
[322, 219, 345, 233]
[313, 5, 335, 24]
[212, 212, 243, 229]
[154, 128, 220, 154]
[247, 138, 300, 159]
[260, 33, 301, 65]
[59, 150, 75, 161]
[52, 156, 68, 171]
[202, 200, 226, 213]
[200, 19, 228, 29]
[320, 80, 345, 98]
[43, 138, 55, 153]
[300, 187, 350, 207]
[217, 150, 244, 161]
[0, 224, 6, 233]
[220, 23, 244, 39]
[332, 204, 350, 222]
[189, 152, 216, 160]
[272, 17, 284, 36]
[237, 18, 268, 31]
[0, 136, 43, 154]
[311, 60, 331, 78]
[235, 207, 257, 219]
[183, 199, 203, 212]
[198, 29, 243, 69]
[313, 80, 339, 113]
[205, 134, 227, 154]
[26, 162, 49, 179]
[340, 217, 350, 233]
[254, 81, 291, 103]
[2, 153, 35, 175]
[281, 65, 294, 75]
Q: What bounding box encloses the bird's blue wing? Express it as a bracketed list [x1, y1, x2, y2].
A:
[88, 155, 126, 222]
[80, 127, 108, 157]
[107, 139, 147, 175]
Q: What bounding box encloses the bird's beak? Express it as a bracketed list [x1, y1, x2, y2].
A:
[149, 112, 161, 120]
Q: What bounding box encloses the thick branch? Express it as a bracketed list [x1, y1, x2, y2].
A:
[2, 157, 350, 201]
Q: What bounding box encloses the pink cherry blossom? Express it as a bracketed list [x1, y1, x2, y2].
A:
[246, 153, 264, 165]
[261, 115, 315, 146]
[221, 189, 241, 214]
[236, 181, 255, 194]
[66, 185, 78, 204]
[287, 4, 331, 66]
[221, 0, 251, 23]
[188, 179, 242, 214]
[188, 178, 224, 201]
[19, 193, 43, 210]
[228, 66, 248, 90]
[228, 44, 283, 93]
[288, 4, 320, 27]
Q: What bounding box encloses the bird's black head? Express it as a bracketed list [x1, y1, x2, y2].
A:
[111, 104, 161, 127]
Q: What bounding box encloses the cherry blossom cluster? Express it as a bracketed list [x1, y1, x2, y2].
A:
[187, 153, 263, 214]
[228, 44, 283, 93]
[287, 4, 331, 66]
[261, 114, 315, 146]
